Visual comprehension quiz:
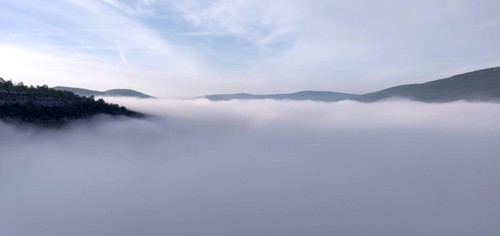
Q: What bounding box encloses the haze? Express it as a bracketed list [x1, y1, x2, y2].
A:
[1, 99, 499, 236]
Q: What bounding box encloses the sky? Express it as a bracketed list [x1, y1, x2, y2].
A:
[0, 0, 499, 98]
[1, 99, 500, 235]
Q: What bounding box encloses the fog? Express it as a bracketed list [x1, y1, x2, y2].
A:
[1, 99, 499, 236]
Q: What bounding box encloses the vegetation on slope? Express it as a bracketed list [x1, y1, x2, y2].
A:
[0, 79, 143, 123]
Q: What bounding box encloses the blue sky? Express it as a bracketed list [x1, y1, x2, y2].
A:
[0, 0, 499, 97]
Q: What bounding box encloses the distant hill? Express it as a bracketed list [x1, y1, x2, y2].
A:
[54, 86, 154, 99]
[205, 91, 358, 102]
[1, 81, 143, 123]
[355, 66, 500, 102]
[204, 66, 500, 103]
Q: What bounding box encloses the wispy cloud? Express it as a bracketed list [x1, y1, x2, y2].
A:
[116, 41, 128, 64]
[100, 0, 157, 16]
[0, 0, 499, 97]
[174, 0, 300, 47]
[0, 0, 214, 97]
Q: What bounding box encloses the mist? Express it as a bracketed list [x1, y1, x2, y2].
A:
[1, 99, 499, 236]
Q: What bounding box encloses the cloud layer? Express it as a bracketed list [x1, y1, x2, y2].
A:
[1, 99, 499, 236]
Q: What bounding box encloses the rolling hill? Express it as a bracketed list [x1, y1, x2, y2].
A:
[204, 66, 500, 103]
[355, 66, 500, 102]
[204, 91, 358, 102]
[54, 86, 154, 99]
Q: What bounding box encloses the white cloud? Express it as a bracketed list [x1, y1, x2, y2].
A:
[1, 100, 499, 236]
[105, 98, 500, 132]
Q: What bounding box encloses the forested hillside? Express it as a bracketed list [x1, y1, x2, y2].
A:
[0, 79, 142, 123]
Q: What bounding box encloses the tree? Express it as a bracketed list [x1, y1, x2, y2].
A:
[1, 80, 143, 123]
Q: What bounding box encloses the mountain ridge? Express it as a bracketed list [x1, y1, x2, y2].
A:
[54, 86, 155, 99]
[204, 91, 357, 102]
[204, 66, 500, 103]
[355, 66, 500, 102]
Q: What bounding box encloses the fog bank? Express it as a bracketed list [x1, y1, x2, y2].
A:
[1, 99, 499, 236]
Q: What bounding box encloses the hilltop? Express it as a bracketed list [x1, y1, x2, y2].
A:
[54, 86, 154, 99]
[355, 66, 500, 102]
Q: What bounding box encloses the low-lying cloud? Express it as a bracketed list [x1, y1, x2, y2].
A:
[1, 99, 499, 236]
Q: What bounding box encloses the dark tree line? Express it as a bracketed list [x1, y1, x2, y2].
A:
[0, 79, 143, 123]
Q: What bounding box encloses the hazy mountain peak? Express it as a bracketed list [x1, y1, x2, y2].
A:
[204, 91, 358, 102]
[54, 86, 155, 99]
